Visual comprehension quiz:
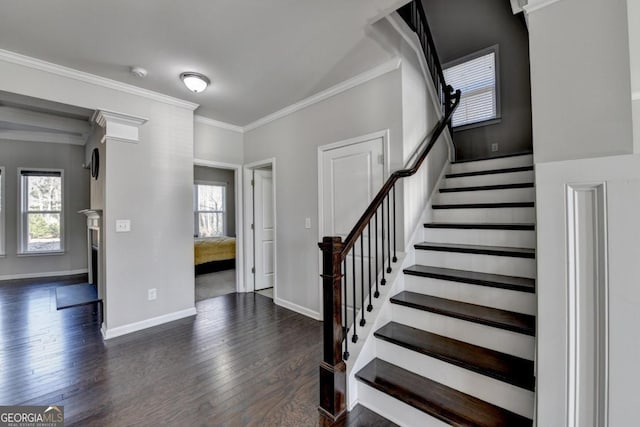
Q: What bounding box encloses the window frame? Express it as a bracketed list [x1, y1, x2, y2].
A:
[17, 168, 65, 255]
[0, 167, 4, 256]
[444, 45, 501, 131]
[193, 180, 227, 237]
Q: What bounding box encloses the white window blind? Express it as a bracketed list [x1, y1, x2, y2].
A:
[444, 50, 498, 128]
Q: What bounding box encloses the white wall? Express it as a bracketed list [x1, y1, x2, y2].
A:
[0, 140, 89, 279]
[528, 0, 633, 163]
[244, 68, 403, 317]
[194, 118, 244, 165]
[627, 0, 640, 153]
[0, 57, 197, 334]
[528, 0, 639, 424]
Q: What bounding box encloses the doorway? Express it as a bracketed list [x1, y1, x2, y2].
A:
[244, 159, 277, 300]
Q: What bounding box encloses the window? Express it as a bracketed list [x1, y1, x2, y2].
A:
[194, 182, 226, 237]
[19, 169, 63, 253]
[0, 167, 4, 256]
[444, 46, 499, 129]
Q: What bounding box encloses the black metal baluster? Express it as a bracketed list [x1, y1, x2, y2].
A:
[367, 222, 373, 311]
[359, 236, 365, 327]
[351, 249, 358, 343]
[380, 203, 386, 286]
[374, 212, 380, 297]
[392, 184, 397, 263]
[342, 258, 349, 360]
[386, 195, 392, 274]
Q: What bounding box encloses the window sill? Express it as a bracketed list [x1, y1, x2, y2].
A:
[453, 117, 502, 132]
[17, 251, 65, 257]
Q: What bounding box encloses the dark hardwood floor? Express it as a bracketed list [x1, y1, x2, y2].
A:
[0, 275, 394, 426]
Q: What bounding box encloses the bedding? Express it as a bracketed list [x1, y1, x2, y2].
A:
[195, 236, 236, 265]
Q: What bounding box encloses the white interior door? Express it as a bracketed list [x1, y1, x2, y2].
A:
[254, 169, 274, 291]
[322, 137, 385, 239]
[321, 135, 385, 314]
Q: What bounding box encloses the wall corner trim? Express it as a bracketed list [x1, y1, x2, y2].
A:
[274, 297, 321, 321]
[194, 115, 245, 134]
[101, 307, 197, 340]
[0, 48, 199, 111]
[523, 0, 565, 15]
[244, 57, 402, 132]
[632, 91, 640, 101]
[93, 109, 148, 144]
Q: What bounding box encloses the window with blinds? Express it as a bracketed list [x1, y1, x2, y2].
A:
[444, 47, 499, 128]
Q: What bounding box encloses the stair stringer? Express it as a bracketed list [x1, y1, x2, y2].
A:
[345, 162, 451, 410]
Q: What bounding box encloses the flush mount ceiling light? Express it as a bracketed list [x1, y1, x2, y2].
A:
[180, 72, 210, 93]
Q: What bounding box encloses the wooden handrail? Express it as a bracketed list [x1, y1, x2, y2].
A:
[340, 87, 461, 257]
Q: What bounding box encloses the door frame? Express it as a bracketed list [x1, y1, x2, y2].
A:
[193, 158, 244, 294]
[243, 158, 277, 296]
[317, 129, 390, 320]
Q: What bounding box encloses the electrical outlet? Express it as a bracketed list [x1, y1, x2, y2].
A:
[148, 288, 157, 301]
[305, 217, 311, 229]
[491, 143, 499, 152]
[116, 219, 131, 232]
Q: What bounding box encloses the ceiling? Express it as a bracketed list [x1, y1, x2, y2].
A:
[0, 91, 93, 145]
[0, 0, 408, 126]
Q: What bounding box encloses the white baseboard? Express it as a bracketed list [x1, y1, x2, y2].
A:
[101, 307, 197, 340]
[274, 297, 321, 320]
[0, 268, 88, 282]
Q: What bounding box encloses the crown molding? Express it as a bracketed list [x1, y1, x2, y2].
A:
[194, 115, 244, 133]
[93, 109, 148, 144]
[523, 0, 565, 15]
[0, 49, 199, 111]
[244, 57, 402, 132]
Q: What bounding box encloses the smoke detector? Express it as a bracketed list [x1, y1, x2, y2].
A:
[130, 66, 148, 78]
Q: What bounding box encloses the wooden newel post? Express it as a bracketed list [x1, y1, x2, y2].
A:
[318, 236, 346, 426]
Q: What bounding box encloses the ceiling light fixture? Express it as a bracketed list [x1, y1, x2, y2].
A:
[180, 72, 210, 93]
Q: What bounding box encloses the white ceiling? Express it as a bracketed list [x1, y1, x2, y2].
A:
[0, 0, 408, 126]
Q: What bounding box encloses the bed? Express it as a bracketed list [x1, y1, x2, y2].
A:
[194, 236, 236, 275]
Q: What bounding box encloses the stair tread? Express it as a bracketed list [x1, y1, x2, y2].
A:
[451, 151, 533, 164]
[391, 291, 536, 336]
[356, 358, 533, 426]
[440, 182, 534, 193]
[403, 264, 535, 293]
[446, 165, 533, 179]
[433, 202, 534, 209]
[375, 322, 535, 390]
[415, 242, 535, 258]
[424, 222, 535, 230]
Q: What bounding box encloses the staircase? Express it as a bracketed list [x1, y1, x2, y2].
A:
[354, 153, 536, 426]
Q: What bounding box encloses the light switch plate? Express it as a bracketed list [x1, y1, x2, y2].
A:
[116, 219, 131, 232]
[305, 218, 311, 229]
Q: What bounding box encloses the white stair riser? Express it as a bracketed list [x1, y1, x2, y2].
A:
[436, 187, 535, 204]
[450, 155, 533, 174]
[376, 340, 534, 418]
[358, 382, 449, 427]
[423, 227, 536, 248]
[392, 304, 535, 359]
[444, 170, 534, 188]
[415, 249, 536, 278]
[432, 207, 536, 223]
[404, 275, 536, 315]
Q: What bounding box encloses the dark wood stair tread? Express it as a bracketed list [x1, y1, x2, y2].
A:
[433, 202, 534, 209]
[356, 359, 532, 426]
[375, 322, 535, 390]
[424, 222, 535, 230]
[440, 182, 534, 193]
[390, 291, 535, 336]
[446, 165, 533, 179]
[451, 151, 533, 164]
[415, 242, 535, 259]
[403, 265, 535, 293]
